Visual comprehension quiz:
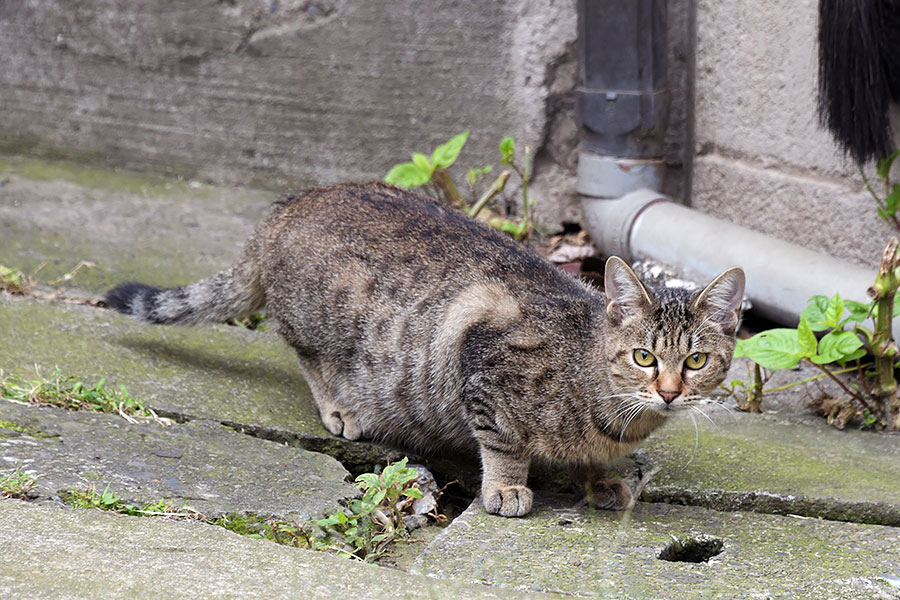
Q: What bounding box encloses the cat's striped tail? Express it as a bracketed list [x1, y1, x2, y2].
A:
[105, 264, 264, 325]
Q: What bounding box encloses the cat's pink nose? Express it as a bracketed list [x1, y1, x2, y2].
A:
[658, 390, 680, 404]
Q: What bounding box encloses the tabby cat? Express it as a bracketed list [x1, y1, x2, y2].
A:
[106, 183, 745, 517]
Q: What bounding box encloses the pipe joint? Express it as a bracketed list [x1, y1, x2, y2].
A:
[580, 188, 670, 260]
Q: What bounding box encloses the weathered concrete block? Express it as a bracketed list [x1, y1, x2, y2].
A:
[691, 0, 900, 267]
[0, 1, 568, 191]
[0, 500, 548, 599]
[416, 496, 900, 599]
[0, 401, 358, 520]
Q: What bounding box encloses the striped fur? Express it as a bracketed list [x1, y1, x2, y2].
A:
[106, 183, 745, 517]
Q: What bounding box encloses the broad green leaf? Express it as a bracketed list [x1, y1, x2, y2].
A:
[499, 136, 515, 162]
[879, 206, 891, 221]
[401, 488, 424, 498]
[431, 131, 469, 169]
[824, 293, 844, 329]
[371, 488, 386, 506]
[812, 330, 864, 364]
[733, 328, 808, 370]
[411, 152, 432, 174]
[801, 295, 831, 331]
[797, 318, 817, 356]
[845, 299, 874, 322]
[356, 473, 380, 487]
[384, 162, 432, 187]
[877, 148, 900, 179]
[836, 347, 867, 366]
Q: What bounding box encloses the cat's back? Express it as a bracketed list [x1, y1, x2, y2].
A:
[255, 182, 584, 298]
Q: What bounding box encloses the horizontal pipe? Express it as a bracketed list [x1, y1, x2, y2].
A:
[581, 190, 893, 338]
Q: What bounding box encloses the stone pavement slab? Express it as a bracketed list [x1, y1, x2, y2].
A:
[0, 400, 357, 520]
[636, 405, 900, 525]
[0, 499, 558, 600]
[415, 495, 900, 599]
[0, 156, 276, 292]
[0, 295, 325, 438]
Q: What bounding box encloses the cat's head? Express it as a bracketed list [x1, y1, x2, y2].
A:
[603, 256, 745, 416]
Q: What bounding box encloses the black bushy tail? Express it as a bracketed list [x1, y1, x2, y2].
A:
[818, 0, 900, 164]
[105, 265, 264, 325]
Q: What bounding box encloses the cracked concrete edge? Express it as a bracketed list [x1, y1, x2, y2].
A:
[0, 499, 561, 600]
[413, 494, 900, 600]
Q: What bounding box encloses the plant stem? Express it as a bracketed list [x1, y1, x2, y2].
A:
[432, 169, 465, 210]
[746, 362, 763, 412]
[869, 238, 900, 428]
[469, 171, 510, 218]
[762, 365, 864, 394]
[807, 360, 876, 414]
[859, 165, 900, 231]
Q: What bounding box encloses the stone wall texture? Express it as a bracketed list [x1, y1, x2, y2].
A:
[0, 0, 582, 222]
[1, 0, 894, 267]
[691, 0, 899, 270]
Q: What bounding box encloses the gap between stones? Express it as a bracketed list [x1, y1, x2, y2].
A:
[152, 408, 900, 529]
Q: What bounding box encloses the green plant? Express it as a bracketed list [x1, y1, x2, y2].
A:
[0, 467, 40, 499]
[862, 150, 900, 230]
[0, 265, 27, 294]
[735, 239, 900, 429]
[226, 312, 268, 331]
[385, 131, 536, 241]
[316, 457, 423, 561]
[0, 368, 154, 419]
[62, 459, 430, 562]
[66, 484, 200, 518]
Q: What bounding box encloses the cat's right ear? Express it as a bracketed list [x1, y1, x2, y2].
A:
[604, 256, 653, 325]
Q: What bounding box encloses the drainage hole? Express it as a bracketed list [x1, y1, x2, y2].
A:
[657, 535, 724, 563]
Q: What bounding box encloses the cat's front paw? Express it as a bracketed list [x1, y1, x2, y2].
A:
[483, 485, 533, 517]
[586, 478, 632, 511]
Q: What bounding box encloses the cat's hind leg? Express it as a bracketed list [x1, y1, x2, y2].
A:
[297, 361, 363, 441]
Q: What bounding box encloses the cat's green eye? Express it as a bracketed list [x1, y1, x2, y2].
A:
[684, 352, 708, 370]
[633, 349, 656, 367]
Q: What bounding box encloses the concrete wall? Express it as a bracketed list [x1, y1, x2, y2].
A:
[2, 0, 890, 270]
[0, 0, 579, 220]
[0, 0, 697, 232]
[690, 0, 898, 270]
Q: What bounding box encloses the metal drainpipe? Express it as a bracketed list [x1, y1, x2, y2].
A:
[576, 1, 893, 337]
[575, 0, 669, 201]
[582, 190, 897, 339]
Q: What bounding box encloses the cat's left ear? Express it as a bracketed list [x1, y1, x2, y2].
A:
[691, 267, 746, 333]
[604, 256, 654, 325]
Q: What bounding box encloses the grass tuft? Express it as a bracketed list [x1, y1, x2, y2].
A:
[0, 467, 40, 499]
[61, 458, 437, 563]
[0, 369, 154, 419]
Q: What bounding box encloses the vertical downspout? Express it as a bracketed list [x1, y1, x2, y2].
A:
[575, 0, 670, 202]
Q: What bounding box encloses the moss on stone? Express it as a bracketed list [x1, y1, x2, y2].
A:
[638, 416, 900, 523]
[0, 298, 326, 437]
[0, 419, 56, 440]
[416, 497, 900, 599]
[0, 155, 277, 292]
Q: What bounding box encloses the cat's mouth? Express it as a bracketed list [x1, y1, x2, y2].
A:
[647, 395, 697, 413]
